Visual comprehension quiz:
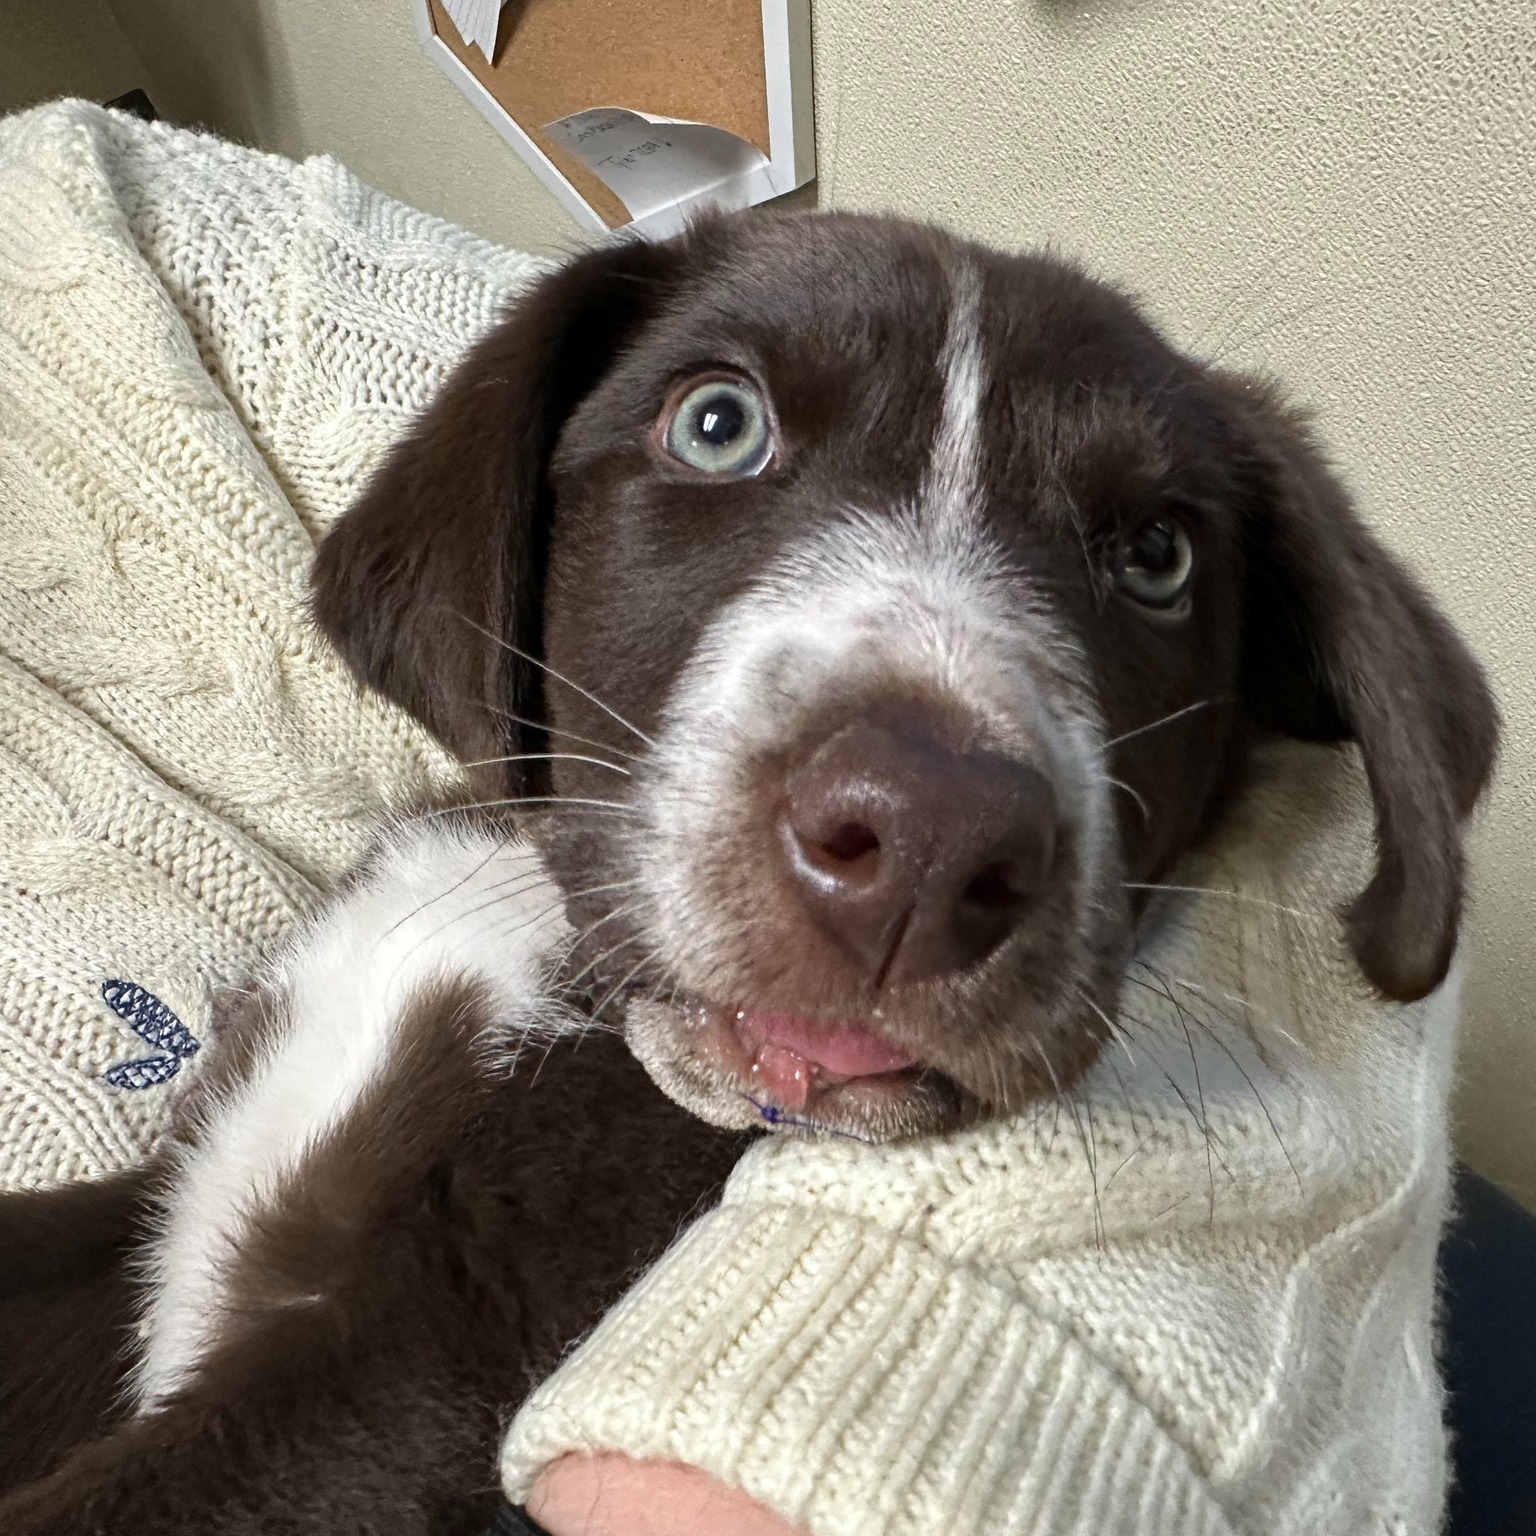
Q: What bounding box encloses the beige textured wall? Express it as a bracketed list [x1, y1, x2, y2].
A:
[7, 2, 1532, 1203]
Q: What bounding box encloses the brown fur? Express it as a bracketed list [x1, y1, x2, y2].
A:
[1, 982, 743, 1533]
[0, 1164, 156, 1491]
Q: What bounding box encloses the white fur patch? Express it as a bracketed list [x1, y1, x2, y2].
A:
[133, 822, 570, 1411]
[634, 496, 1107, 995]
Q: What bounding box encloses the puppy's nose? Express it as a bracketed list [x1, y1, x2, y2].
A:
[779, 718, 1058, 986]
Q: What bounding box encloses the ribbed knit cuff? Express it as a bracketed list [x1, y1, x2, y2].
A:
[500, 1202, 1237, 1536]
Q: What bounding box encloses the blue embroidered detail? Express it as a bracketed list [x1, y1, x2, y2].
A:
[101, 979, 199, 1090]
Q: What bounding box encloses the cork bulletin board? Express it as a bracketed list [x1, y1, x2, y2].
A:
[414, 0, 815, 237]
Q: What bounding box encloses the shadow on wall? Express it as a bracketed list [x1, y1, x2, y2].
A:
[1, 0, 148, 113]
[103, 0, 282, 147]
[1030, 0, 1154, 29]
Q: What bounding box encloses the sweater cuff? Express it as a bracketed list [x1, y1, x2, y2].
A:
[500, 1202, 1237, 1536]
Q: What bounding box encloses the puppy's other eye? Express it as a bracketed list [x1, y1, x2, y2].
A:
[1114, 516, 1194, 609]
[661, 377, 773, 477]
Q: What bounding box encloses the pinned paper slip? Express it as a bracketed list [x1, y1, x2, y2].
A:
[544, 107, 774, 224]
[442, 0, 506, 62]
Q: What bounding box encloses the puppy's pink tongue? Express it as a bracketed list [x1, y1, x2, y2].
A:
[739, 1011, 916, 1112]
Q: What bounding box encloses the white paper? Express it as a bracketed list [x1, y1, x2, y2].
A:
[441, 0, 507, 62]
[544, 107, 771, 223]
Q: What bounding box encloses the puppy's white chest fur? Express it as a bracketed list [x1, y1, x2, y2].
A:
[133, 823, 570, 1410]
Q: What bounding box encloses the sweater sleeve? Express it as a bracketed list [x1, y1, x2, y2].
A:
[500, 742, 1456, 1536]
[500, 1194, 1241, 1536]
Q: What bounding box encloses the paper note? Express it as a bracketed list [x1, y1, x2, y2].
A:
[544, 107, 771, 223]
[441, 0, 506, 62]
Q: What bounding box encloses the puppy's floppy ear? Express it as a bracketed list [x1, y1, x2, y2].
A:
[1223, 374, 1499, 1002]
[311, 237, 680, 780]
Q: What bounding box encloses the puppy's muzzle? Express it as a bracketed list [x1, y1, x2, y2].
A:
[778, 713, 1059, 988]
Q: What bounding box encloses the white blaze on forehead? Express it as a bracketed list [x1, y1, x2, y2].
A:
[653, 505, 1035, 753]
[924, 259, 986, 527]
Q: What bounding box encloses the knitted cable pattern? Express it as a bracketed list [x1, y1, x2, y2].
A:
[0, 99, 547, 1189]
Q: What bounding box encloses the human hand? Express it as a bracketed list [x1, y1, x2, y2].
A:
[527, 1452, 803, 1536]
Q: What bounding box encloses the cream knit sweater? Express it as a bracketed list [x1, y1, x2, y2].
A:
[0, 99, 543, 1188]
[0, 101, 1455, 1536]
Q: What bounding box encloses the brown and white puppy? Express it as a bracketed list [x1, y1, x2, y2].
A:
[319, 206, 1496, 1139]
[0, 209, 1497, 1534]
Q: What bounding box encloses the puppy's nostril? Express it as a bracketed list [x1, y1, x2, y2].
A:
[817, 821, 880, 864]
[794, 818, 883, 882]
[961, 861, 1027, 912]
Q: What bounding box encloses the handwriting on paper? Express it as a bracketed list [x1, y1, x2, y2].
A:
[544, 107, 770, 223]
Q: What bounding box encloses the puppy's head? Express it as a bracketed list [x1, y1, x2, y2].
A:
[313, 211, 1497, 1140]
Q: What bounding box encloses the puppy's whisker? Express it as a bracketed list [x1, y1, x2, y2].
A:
[560, 878, 640, 902]
[383, 885, 569, 990]
[1035, 1041, 1103, 1250]
[401, 873, 636, 967]
[418, 796, 640, 821]
[374, 830, 520, 944]
[562, 898, 646, 962]
[447, 608, 658, 749]
[1082, 993, 1137, 1068]
[1136, 967, 1262, 1045]
[1123, 883, 1323, 922]
[1104, 698, 1225, 749]
[1082, 1092, 1105, 1253]
[459, 752, 632, 777]
[587, 949, 661, 1027]
[450, 884, 639, 971]
[473, 700, 645, 764]
[479, 881, 641, 953]
[1130, 963, 1303, 1196]
[374, 861, 557, 972]
[1150, 970, 1219, 1227]
[1152, 972, 1256, 1012]
[1101, 775, 1150, 822]
[1217, 290, 1343, 369]
[1096, 1044, 1148, 1145]
[556, 907, 651, 996]
[503, 795, 635, 813]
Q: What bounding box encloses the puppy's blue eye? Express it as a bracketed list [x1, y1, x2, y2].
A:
[662, 377, 773, 477]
